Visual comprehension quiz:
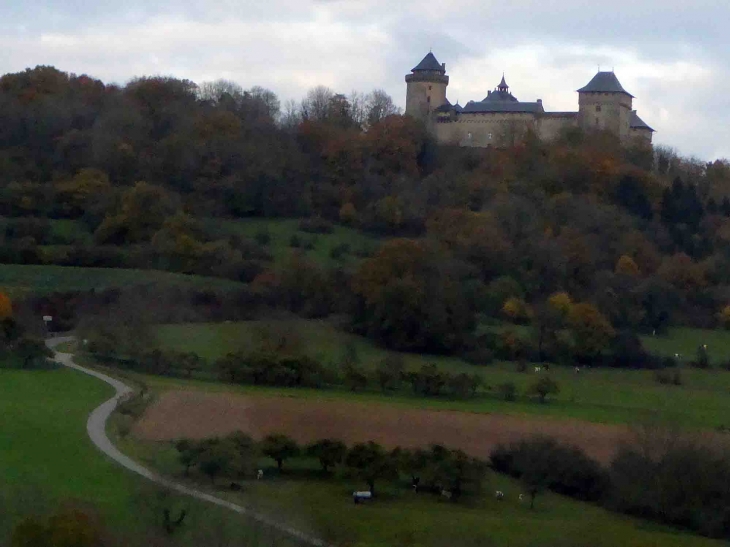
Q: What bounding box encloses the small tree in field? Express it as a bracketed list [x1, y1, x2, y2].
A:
[261, 434, 300, 471]
[307, 439, 347, 473]
[527, 376, 560, 404]
[345, 441, 397, 496]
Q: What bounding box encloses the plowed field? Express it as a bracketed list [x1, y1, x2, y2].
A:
[132, 391, 645, 464]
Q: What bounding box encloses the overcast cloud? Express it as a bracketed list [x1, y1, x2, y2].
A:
[1, 0, 729, 160]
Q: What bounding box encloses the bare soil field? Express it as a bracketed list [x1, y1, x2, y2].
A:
[133, 391, 646, 464]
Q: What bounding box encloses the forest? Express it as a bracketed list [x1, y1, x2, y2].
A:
[3, 64, 730, 367]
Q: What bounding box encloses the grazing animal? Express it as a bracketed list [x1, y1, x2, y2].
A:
[534, 367, 542, 373]
[519, 493, 524, 502]
[230, 482, 242, 491]
[574, 366, 581, 374]
[495, 490, 504, 500]
[257, 469, 264, 480]
[441, 489, 453, 500]
[543, 364, 550, 371]
[411, 477, 420, 492]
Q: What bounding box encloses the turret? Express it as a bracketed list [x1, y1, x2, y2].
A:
[405, 52, 449, 122]
[577, 71, 634, 140]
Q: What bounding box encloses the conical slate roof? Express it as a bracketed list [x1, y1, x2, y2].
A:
[630, 110, 654, 132]
[498, 74, 508, 89]
[412, 52, 444, 72]
[578, 72, 634, 97]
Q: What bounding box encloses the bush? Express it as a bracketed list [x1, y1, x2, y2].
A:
[299, 217, 334, 234]
[254, 230, 271, 245]
[609, 434, 730, 538]
[497, 382, 517, 401]
[490, 436, 608, 502]
[654, 369, 682, 385]
[527, 376, 560, 403]
[289, 234, 302, 248]
[329, 243, 351, 260]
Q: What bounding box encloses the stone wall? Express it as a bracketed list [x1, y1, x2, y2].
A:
[578, 92, 633, 140]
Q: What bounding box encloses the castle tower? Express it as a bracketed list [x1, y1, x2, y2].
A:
[405, 52, 449, 122]
[577, 71, 634, 140]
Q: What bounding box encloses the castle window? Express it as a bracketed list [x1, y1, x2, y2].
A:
[596, 105, 602, 112]
[427, 96, 430, 104]
[428, 86, 432, 90]
[488, 133, 493, 140]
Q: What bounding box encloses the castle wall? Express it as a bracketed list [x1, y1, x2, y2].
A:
[435, 112, 537, 147]
[537, 114, 579, 141]
[629, 127, 653, 144]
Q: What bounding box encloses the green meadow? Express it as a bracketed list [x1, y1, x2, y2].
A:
[0, 263, 244, 297]
[153, 320, 730, 429]
[0, 365, 301, 545]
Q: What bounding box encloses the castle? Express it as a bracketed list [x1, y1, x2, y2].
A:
[405, 52, 654, 147]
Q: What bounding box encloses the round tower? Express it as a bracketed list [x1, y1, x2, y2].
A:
[405, 52, 449, 122]
[577, 71, 634, 140]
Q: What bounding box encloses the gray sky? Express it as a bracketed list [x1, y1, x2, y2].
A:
[2, 0, 729, 160]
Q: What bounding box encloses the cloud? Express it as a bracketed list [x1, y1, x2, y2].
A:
[1, 0, 729, 159]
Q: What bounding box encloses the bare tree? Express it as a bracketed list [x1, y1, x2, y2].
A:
[300, 86, 334, 122]
[280, 99, 301, 130]
[247, 86, 281, 121]
[197, 79, 245, 104]
[365, 89, 400, 128]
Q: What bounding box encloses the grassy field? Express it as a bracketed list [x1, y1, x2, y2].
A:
[0, 264, 244, 297]
[119, 434, 722, 547]
[211, 218, 381, 268]
[641, 327, 730, 364]
[153, 320, 730, 429]
[0, 365, 302, 545]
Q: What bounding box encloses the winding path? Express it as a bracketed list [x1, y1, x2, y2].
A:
[47, 337, 325, 547]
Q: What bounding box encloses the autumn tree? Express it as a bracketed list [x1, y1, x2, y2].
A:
[568, 302, 616, 359]
[352, 239, 476, 352]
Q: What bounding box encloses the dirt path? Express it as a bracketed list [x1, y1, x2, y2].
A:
[46, 337, 326, 547]
[134, 390, 632, 464]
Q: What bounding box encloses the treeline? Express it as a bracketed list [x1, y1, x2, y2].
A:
[491, 432, 730, 540]
[175, 433, 486, 501]
[6, 66, 730, 360]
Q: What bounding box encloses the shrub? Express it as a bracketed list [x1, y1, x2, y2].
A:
[254, 230, 271, 245]
[654, 369, 682, 386]
[497, 382, 517, 401]
[329, 243, 351, 260]
[289, 234, 301, 248]
[527, 376, 560, 403]
[490, 436, 608, 502]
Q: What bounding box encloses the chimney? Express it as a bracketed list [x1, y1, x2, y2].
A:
[537, 99, 542, 104]
[442, 63, 446, 71]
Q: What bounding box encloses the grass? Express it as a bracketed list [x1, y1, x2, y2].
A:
[211, 218, 381, 268]
[0, 365, 305, 545]
[152, 319, 730, 429]
[640, 327, 730, 364]
[119, 436, 723, 547]
[0, 264, 245, 297]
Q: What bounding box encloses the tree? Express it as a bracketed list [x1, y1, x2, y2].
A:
[375, 354, 405, 392]
[16, 338, 52, 369]
[307, 439, 347, 473]
[175, 439, 203, 476]
[364, 89, 400, 128]
[352, 239, 476, 352]
[568, 302, 615, 359]
[345, 441, 397, 495]
[197, 439, 240, 483]
[261, 434, 300, 471]
[615, 255, 641, 276]
[0, 292, 12, 320]
[527, 376, 560, 404]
